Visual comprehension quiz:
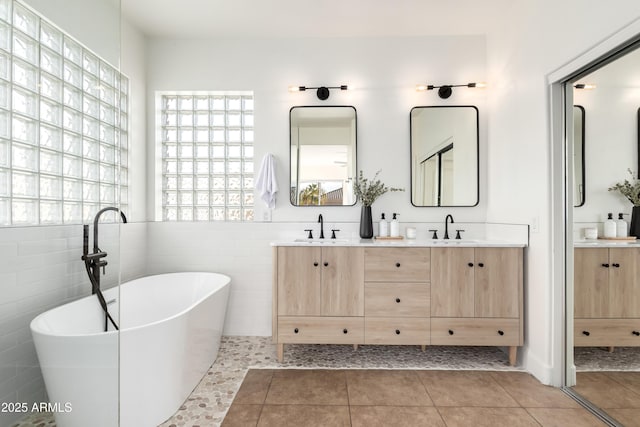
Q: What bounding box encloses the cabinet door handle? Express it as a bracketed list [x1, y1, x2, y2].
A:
[294, 328, 299, 334]
[395, 262, 401, 268]
[478, 262, 484, 267]
[602, 263, 610, 268]
[633, 331, 640, 336]
[313, 262, 319, 267]
[448, 329, 454, 335]
[343, 328, 348, 334]
[612, 263, 620, 268]
[395, 298, 401, 303]
[323, 262, 329, 267]
[498, 330, 504, 336]
[582, 331, 590, 336]
[395, 329, 401, 335]
[467, 262, 474, 267]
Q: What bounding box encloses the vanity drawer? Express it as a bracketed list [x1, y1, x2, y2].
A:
[277, 316, 364, 344]
[365, 317, 430, 345]
[364, 248, 430, 282]
[431, 318, 520, 346]
[574, 319, 640, 346]
[365, 283, 430, 317]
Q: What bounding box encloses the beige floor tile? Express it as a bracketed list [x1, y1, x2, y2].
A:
[490, 371, 580, 408]
[526, 408, 607, 427]
[417, 370, 519, 407]
[264, 369, 348, 405]
[438, 407, 539, 427]
[220, 404, 262, 427]
[347, 370, 433, 406]
[350, 406, 446, 427]
[604, 371, 640, 395]
[258, 404, 350, 427]
[574, 372, 640, 408]
[605, 408, 640, 427]
[233, 369, 274, 404]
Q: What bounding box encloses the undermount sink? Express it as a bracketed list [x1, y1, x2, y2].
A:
[431, 239, 482, 244]
[293, 238, 350, 244]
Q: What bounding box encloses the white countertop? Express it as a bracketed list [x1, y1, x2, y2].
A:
[574, 239, 640, 248]
[271, 238, 527, 248]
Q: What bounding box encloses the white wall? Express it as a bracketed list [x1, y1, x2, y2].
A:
[485, 1, 640, 384]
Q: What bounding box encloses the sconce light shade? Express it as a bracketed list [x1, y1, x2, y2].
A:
[417, 82, 486, 98]
[574, 83, 596, 90]
[289, 84, 348, 100]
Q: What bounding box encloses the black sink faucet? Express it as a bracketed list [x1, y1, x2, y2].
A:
[444, 214, 454, 239]
[318, 214, 325, 239]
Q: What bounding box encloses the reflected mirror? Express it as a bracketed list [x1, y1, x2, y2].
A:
[573, 106, 585, 207]
[290, 106, 357, 206]
[410, 106, 479, 206]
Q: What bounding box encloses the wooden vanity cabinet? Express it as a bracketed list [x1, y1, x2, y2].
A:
[273, 244, 524, 364]
[273, 246, 364, 361]
[574, 247, 640, 347]
[430, 247, 523, 365]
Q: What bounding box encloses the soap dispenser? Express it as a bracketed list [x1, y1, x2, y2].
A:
[379, 213, 389, 237]
[604, 213, 617, 238]
[390, 213, 400, 237]
[616, 213, 628, 238]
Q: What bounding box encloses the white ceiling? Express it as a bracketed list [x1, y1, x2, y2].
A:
[121, 0, 508, 39]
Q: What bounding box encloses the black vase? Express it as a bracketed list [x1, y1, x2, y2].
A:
[359, 206, 373, 239]
[630, 206, 640, 238]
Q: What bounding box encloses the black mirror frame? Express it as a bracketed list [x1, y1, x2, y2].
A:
[289, 105, 358, 207]
[409, 105, 480, 207]
[573, 105, 586, 208]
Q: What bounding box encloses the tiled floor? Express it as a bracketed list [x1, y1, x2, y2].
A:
[222, 369, 605, 427]
[573, 372, 640, 426]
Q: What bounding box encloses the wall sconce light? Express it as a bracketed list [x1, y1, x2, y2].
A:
[416, 82, 486, 99]
[574, 83, 596, 90]
[288, 85, 349, 100]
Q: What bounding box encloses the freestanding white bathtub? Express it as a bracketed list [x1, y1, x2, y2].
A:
[30, 272, 231, 427]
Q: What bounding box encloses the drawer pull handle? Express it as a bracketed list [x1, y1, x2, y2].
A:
[294, 328, 299, 334]
[633, 331, 640, 336]
[478, 262, 484, 267]
[448, 329, 454, 335]
[395, 298, 401, 303]
[602, 263, 610, 268]
[498, 330, 504, 336]
[313, 262, 319, 267]
[468, 262, 474, 267]
[395, 329, 401, 335]
[343, 328, 348, 334]
[323, 262, 329, 267]
[582, 331, 590, 336]
[395, 262, 401, 268]
[612, 263, 620, 268]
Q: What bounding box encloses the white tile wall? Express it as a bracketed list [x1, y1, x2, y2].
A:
[0, 221, 145, 427]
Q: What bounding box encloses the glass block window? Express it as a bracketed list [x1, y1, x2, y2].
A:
[0, 0, 128, 226]
[160, 93, 254, 221]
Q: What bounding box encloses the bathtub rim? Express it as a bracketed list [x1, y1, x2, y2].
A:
[30, 271, 231, 338]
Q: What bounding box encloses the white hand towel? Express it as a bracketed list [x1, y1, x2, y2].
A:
[255, 153, 278, 208]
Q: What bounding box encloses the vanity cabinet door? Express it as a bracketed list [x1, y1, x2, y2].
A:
[609, 248, 640, 318]
[431, 247, 475, 317]
[277, 246, 322, 316]
[574, 248, 609, 318]
[320, 247, 364, 316]
[474, 248, 521, 318]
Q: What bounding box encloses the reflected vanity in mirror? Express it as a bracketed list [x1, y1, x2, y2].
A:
[410, 106, 479, 206]
[573, 105, 585, 207]
[290, 106, 357, 206]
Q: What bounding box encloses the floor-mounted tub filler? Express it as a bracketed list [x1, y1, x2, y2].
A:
[30, 272, 231, 427]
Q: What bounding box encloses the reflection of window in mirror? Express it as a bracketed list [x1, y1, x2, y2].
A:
[290, 106, 357, 206]
[410, 106, 478, 207]
[573, 105, 585, 207]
